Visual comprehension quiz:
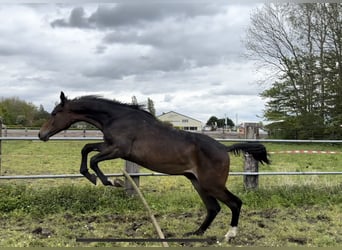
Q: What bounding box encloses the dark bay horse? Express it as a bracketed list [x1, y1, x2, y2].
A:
[39, 92, 270, 241]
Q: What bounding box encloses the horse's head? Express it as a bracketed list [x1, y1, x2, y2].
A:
[39, 92, 76, 141]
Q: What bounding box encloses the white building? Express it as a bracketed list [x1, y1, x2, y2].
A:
[158, 111, 203, 132]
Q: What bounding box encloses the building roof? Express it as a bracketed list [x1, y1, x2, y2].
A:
[157, 111, 203, 124]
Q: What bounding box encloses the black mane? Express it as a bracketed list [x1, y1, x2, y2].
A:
[70, 95, 153, 115]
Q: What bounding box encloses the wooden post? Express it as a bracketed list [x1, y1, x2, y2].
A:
[122, 169, 169, 247]
[124, 161, 140, 195]
[243, 122, 260, 189]
[243, 153, 259, 189]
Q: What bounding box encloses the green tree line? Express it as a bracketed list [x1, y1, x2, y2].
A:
[246, 3, 342, 139]
[0, 97, 49, 127]
[0, 96, 157, 128]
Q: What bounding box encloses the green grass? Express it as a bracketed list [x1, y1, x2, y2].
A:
[0, 140, 341, 247]
[1, 140, 124, 176]
[0, 182, 341, 247]
[2, 140, 341, 176]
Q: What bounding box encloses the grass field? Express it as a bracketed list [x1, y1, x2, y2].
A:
[0, 140, 341, 247]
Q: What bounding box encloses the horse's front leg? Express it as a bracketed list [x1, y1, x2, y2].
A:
[89, 146, 123, 186]
[80, 142, 106, 185]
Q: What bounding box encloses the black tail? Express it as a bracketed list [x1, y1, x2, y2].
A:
[226, 143, 270, 165]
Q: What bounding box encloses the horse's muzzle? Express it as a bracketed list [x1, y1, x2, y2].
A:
[38, 132, 49, 142]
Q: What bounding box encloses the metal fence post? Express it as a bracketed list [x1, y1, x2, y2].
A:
[125, 161, 140, 195]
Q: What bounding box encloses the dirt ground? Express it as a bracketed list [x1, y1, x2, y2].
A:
[1, 202, 340, 247]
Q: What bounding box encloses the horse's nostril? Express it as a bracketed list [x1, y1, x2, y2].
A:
[38, 132, 48, 141]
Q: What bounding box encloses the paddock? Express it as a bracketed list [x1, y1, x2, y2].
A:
[0, 131, 341, 247]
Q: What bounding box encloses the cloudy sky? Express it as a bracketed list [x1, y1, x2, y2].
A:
[0, 2, 269, 124]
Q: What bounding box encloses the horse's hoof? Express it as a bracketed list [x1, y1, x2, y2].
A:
[224, 227, 237, 242]
[89, 174, 97, 185]
[103, 179, 114, 186]
[113, 178, 124, 187]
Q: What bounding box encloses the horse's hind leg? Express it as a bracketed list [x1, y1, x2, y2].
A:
[214, 188, 242, 241]
[184, 173, 221, 236]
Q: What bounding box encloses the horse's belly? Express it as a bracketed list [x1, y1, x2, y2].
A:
[134, 160, 193, 175]
[129, 138, 197, 175]
[143, 162, 192, 175]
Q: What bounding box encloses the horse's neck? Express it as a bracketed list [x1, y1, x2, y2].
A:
[72, 101, 126, 130]
[79, 114, 104, 130]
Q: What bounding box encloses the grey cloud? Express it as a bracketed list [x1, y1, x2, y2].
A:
[95, 44, 107, 54]
[100, 11, 247, 69]
[50, 3, 248, 80]
[99, 30, 243, 78]
[50, 3, 224, 29]
[208, 87, 259, 96]
[82, 50, 186, 80]
[51, 7, 91, 28]
[164, 94, 174, 102]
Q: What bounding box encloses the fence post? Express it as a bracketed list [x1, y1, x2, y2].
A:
[243, 123, 259, 189]
[124, 161, 140, 195]
[243, 153, 258, 189]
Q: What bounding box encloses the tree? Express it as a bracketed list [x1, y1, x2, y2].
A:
[206, 116, 219, 130]
[131, 96, 138, 105]
[225, 117, 235, 128]
[33, 104, 50, 127]
[206, 116, 235, 130]
[246, 3, 342, 139]
[147, 98, 156, 116]
[0, 97, 49, 127]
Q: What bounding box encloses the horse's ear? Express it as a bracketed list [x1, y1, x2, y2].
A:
[60, 91, 67, 106]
